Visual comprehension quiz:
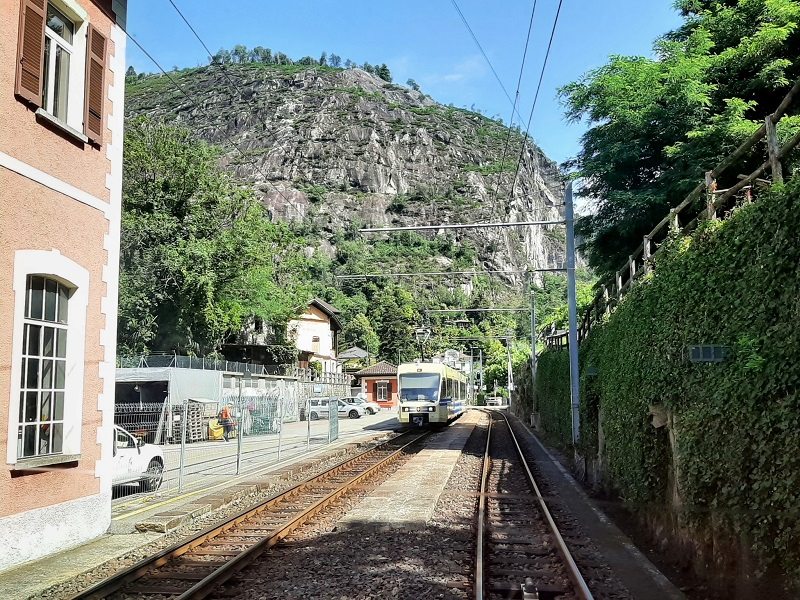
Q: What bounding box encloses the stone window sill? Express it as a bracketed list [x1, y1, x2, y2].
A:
[12, 453, 81, 470]
[35, 109, 89, 144]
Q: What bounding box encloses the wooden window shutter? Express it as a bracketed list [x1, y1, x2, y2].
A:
[84, 24, 107, 144]
[14, 0, 47, 106]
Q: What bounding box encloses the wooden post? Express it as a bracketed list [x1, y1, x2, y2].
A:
[603, 285, 610, 316]
[670, 208, 679, 232]
[705, 171, 717, 219]
[643, 235, 651, 274]
[765, 115, 783, 184]
[615, 270, 623, 295]
[629, 256, 636, 283]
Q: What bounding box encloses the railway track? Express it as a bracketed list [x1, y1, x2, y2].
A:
[72, 431, 429, 600]
[475, 410, 593, 600]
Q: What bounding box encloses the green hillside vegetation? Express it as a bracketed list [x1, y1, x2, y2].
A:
[532, 180, 800, 587]
[119, 117, 570, 390]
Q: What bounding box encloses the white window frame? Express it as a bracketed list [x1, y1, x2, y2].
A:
[41, 0, 88, 132]
[17, 275, 70, 459]
[7, 250, 89, 466]
[377, 381, 388, 402]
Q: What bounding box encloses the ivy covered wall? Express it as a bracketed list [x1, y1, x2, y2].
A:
[532, 180, 799, 587]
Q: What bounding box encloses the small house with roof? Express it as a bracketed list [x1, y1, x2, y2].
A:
[353, 361, 398, 408]
[287, 298, 342, 373]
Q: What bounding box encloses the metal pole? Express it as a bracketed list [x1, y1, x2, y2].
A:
[177, 398, 188, 492]
[479, 349, 484, 393]
[277, 385, 284, 462]
[306, 396, 311, 451]
[506, 337, 514, 412]
[236, 377, 244, 475]
[565, 182, 581, 444]
[530, 282, 537, 397]
[360, 219, 565, 233]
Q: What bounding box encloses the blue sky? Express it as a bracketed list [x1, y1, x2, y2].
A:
[126, 0, 683, 167]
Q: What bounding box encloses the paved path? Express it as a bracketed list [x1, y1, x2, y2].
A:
[511, 412, 685, 600]
[339, 410, 482, 530]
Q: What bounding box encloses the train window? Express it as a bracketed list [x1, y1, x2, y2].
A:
[399, 373, 440, 402]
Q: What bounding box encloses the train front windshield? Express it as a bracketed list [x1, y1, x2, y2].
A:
[399, 373, 440, 402]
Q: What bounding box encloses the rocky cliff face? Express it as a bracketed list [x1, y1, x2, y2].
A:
[126, 63, 565, 282]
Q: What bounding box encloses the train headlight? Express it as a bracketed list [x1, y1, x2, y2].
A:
[401, 407, 409, 412]
[428, 406, 436, 412]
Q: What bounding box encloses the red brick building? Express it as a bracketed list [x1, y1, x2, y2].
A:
[353, 361, 398, 409]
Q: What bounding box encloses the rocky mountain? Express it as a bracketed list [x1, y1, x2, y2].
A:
[125, 63, 565, 285]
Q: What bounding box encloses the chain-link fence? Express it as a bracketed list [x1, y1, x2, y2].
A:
[112, 369, 353, 501]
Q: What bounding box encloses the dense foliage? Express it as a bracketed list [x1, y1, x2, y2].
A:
[119, 117, 312, 356]
[533, 180, 800, 584]
[562, 0, 800, 276]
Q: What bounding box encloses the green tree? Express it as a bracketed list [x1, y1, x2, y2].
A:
[319, 51, 328, 66]
[376, 63, 392, 82]
[370, 285, 418, 362]
[212, 48, 231, 64]
[343, 313, 380, 357]
[562, 0, 800, 277]
[232, 44, 249, 64]
[406, 78, 420, 91]
[125, 65, 136, 78]
[329, 53, 342, 68]
[119, 117, 310, 356]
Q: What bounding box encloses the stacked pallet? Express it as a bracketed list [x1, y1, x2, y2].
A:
[173, 403, 205, 442]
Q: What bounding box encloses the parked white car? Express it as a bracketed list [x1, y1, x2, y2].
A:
[341, 396, 381, 415]
[307, 398, 367, 420]
[112, 425, 164, 491]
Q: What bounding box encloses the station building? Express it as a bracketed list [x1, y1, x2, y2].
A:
[353, 361, 398, 409]
[0, 0, 128, 570]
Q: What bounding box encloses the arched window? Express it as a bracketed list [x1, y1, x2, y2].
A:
[18, 276, 70, 457]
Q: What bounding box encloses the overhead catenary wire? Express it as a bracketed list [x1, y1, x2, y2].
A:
[334, 267, 565, 280]
[360, 219, 564, 233]
[490, 0, 540, 209]
[154, 0, 309, 217]
[507, 0, 565, 204]
[448, 0, 527, 125]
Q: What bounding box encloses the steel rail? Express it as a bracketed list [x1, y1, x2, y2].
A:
[474, 410, 493, 600]
[497, 410, 594, 600]
[72, 431, 428, 600]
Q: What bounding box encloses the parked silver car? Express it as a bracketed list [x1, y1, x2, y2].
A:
[340, 396, 381, 415]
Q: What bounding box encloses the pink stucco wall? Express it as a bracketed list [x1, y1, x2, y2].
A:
[0, 174, 108, 516]
[0, 0, 118, 518]
[0, 0, 117, 202]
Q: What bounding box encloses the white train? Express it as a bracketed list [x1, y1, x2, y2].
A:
[397, 362, 468, 426]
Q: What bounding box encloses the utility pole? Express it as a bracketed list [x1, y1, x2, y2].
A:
[506, 335, 514, 411]
[478, 349, 484, 395]
[565, 182, 581, 444]
[530, 279, 537, 404]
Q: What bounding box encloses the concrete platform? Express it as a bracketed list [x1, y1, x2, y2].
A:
[338, 410, 482, 531]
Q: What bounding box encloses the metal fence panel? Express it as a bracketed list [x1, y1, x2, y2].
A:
[111, 373, 353, 503]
